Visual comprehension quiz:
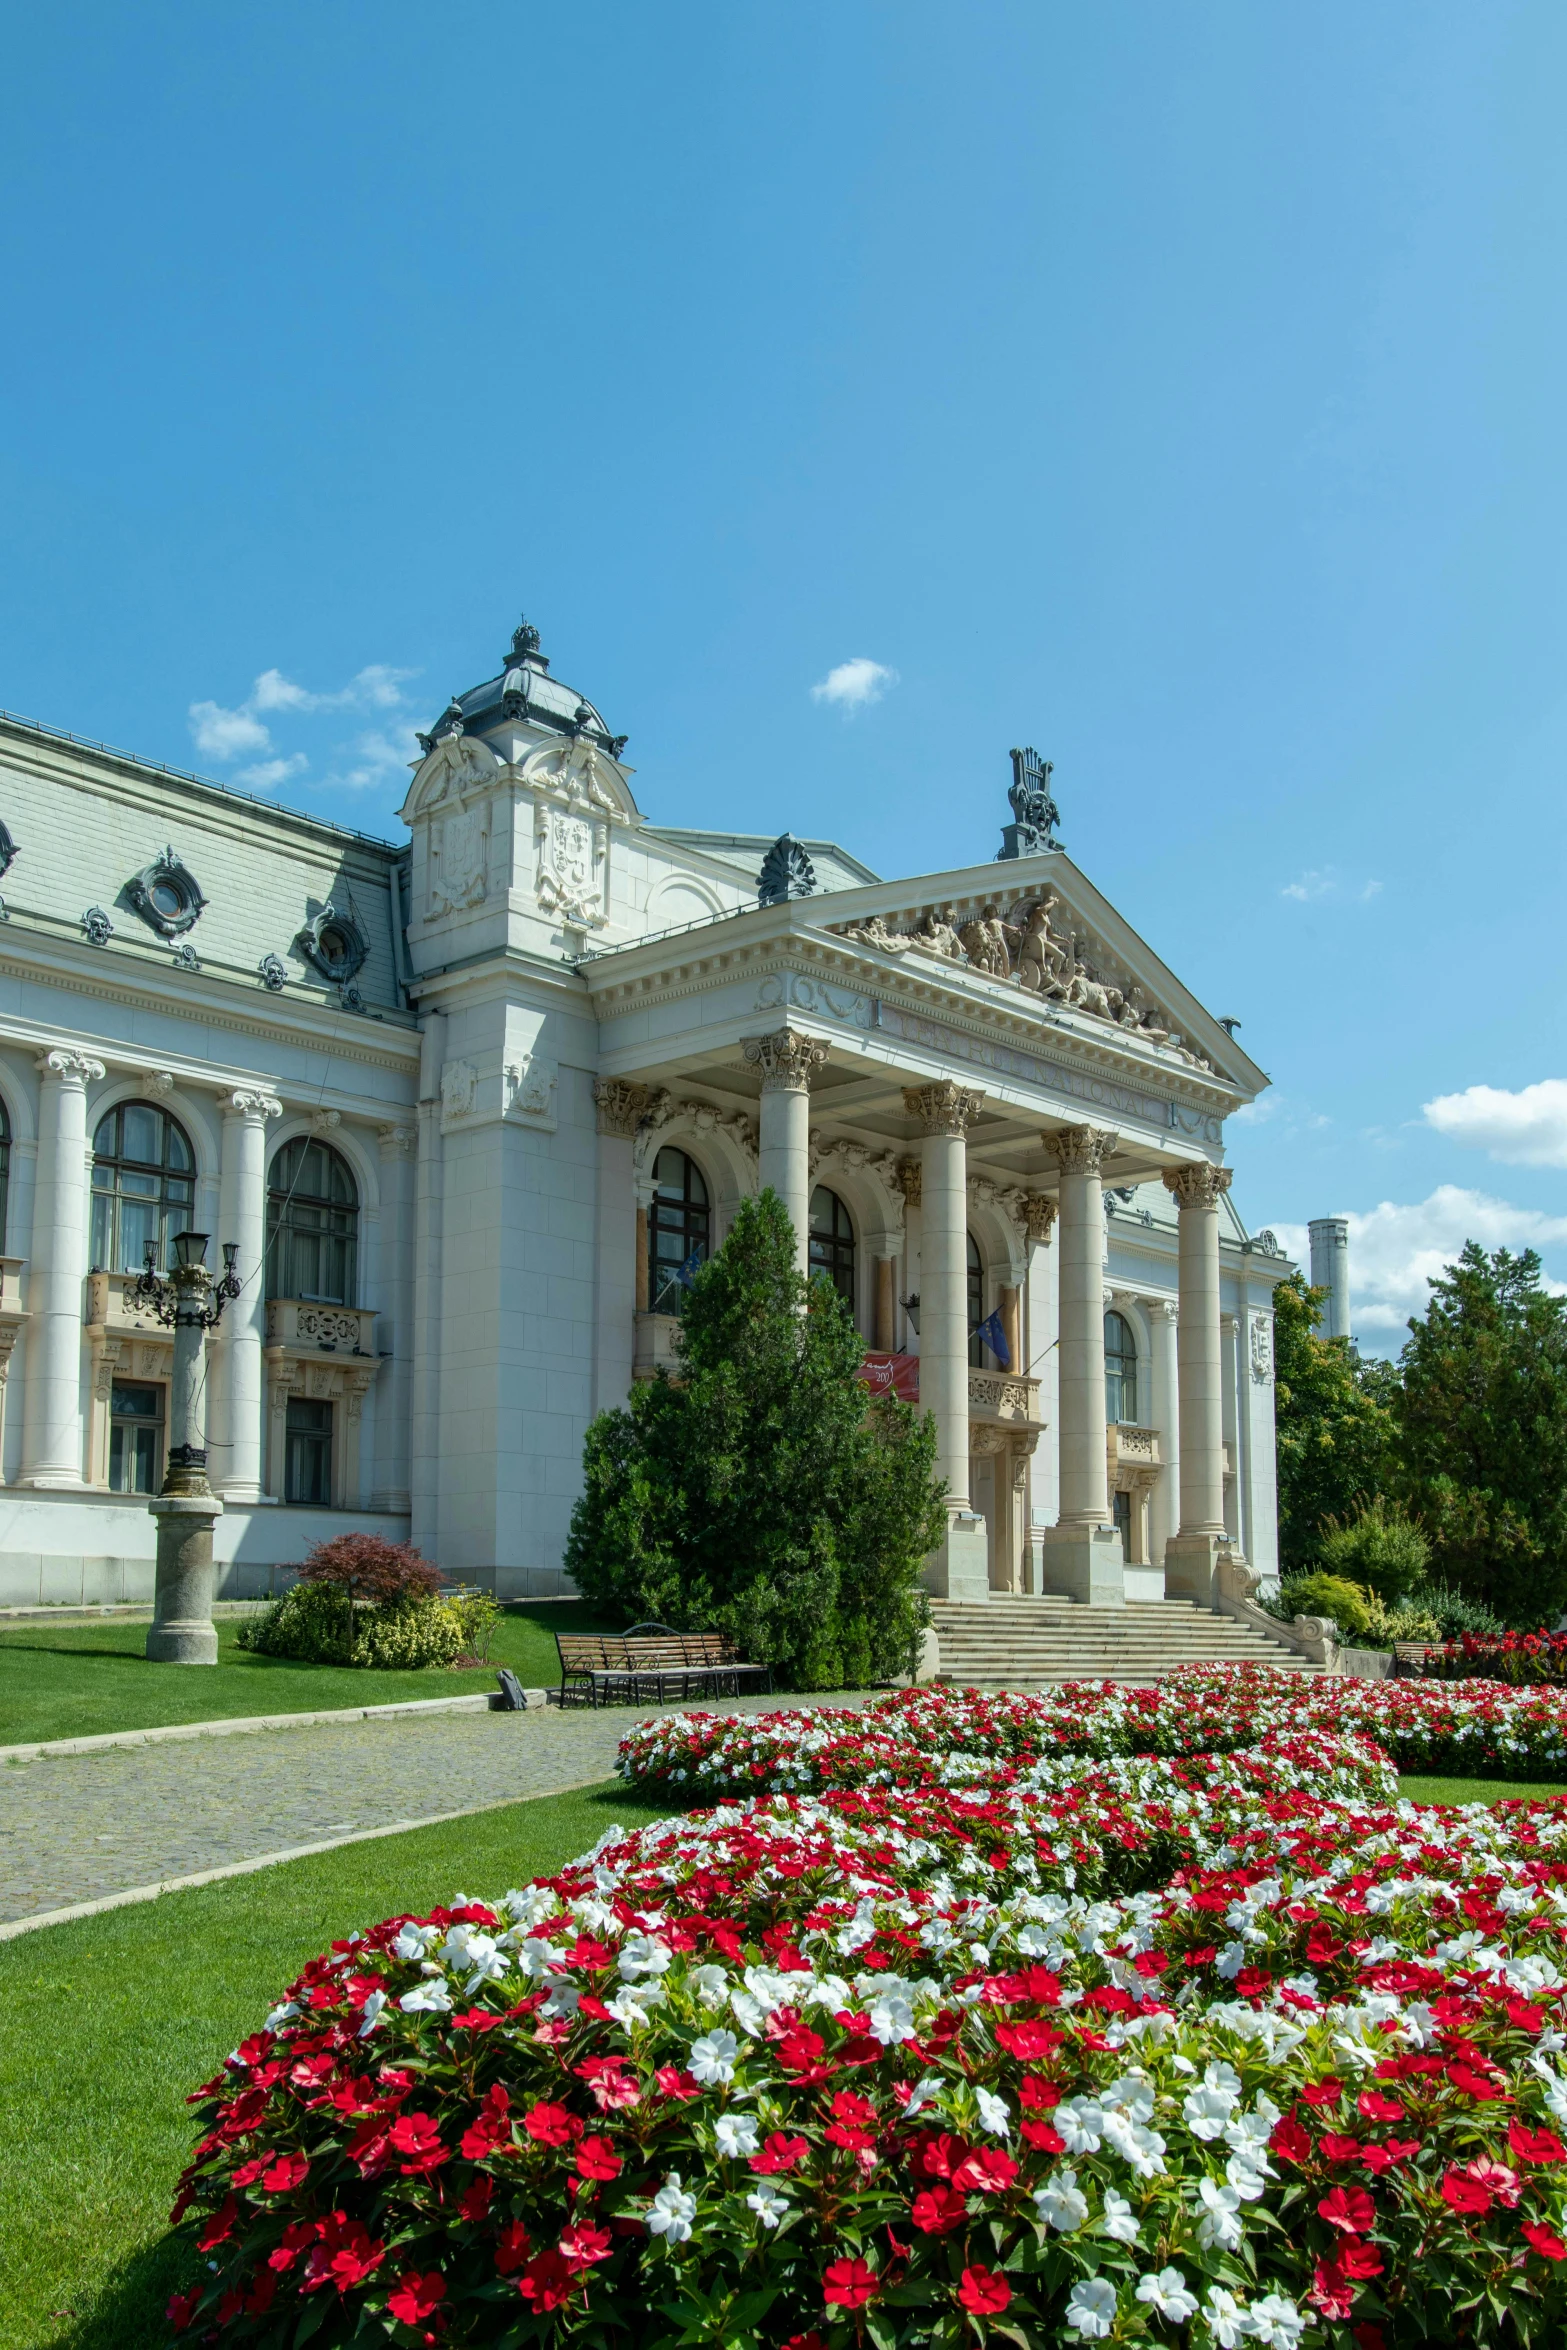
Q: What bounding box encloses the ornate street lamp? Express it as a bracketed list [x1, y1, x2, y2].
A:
[132, 1233, 242, 1665]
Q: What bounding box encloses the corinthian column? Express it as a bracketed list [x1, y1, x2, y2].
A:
[743, 1030, 828, 1275]
[372, 1122, 417, 1509]
[212, 1089, 281, 1503]
[904, 1080, 990, 1602]
[1162, 1161, 1233, 1604]
[593, 1080, 650, 1413]
[1038, 1123, 1125, 1602]
[19, 1048, 105, 1487]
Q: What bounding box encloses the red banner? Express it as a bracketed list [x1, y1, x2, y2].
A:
[857, 1350, 920, 1402]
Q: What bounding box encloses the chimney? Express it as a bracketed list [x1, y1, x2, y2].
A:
[1307, 1216, 1351, 1344]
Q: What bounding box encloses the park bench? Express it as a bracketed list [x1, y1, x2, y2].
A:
[554, 1621, 771, 1708]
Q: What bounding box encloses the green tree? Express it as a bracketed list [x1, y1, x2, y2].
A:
[564, 1189, 946, 1688]
[1272, 1272, 1398, 1572]
[1395, 1243, 1567, 1623]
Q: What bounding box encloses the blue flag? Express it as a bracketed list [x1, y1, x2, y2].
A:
[973, 1309, 1011, 1369]
[673, 1245, 705, 1289]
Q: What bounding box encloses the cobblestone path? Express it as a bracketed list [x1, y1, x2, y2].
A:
[0, 1691, 860, 1924]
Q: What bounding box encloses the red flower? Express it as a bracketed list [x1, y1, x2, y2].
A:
[1019, 2074, 1061, 2111]
[460, 2175, 493, 2223]
[196, 2196, 238, 2250]
[1020, 2120, 1067, 2153]
[824, 2258, 879, 2310]
[389, 2112, 449, 2174]
[1523, 2221, 1567, 2261]
[460, 2082, 511, 2160]
[994, 2019, 1060, 2059]
[1441, 2167, 1492, 2216]
[1311, 2257, 1361, 2320]
[1319, 2132, 1363, 2164]
[167, 2291, 201, 2333]
[832, 2090, 878, 2128]
[494, 2220, 533, 2276]
[1335, 2244, 1384, 2281]
[306, 2216, 385, 2294]
[575, 2134, 623, 2182]
[1306, 1925, 1344, 1963]
[1352, 2325, 1389, 2350]
[952, 2148, 1018, 2196]
[1318, 2185, 1376, 2236]
[1270, 2112, 1312, 2165]
[957, 2266, 1012, 2315]
[520, 2250, 578, 2311]
[1301, 2079, 1344, 2109]
[1359, 2138, 1419, 2174]
[560, 2221, 614, 2268]
[261, 2150, 310, 2191]
[911, 2184, 969, 2234]
[1509, 2121, 1567, 2165]
[1447, 2063, 1503, 2100]
[654, 2066, 703, 2102]
[750, 2132, 809, 2174]
[524, 2100, 582, 2146]
[1356, 2090, 1404, 2124]
[387, 2271, 446, 2326]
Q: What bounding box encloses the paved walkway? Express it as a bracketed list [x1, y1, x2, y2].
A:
[0, 1691, 857, 1926]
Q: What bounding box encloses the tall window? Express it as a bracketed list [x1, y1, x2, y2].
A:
[109, 1380, 164, 1493]
[647, 1147, 710, 1314]
[808, 1186, 856, 1312]
[967, 1233, 986, 1366]
[1105, 1310, 1138, 1424]
[285, 1397, 333, 1504]
[91, 1103, 196, 1272]
[268, 1138, 358, 1304]
[0, 1094, 11, 1249]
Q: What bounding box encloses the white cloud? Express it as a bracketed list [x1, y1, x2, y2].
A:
[1280, 866, 1382, 905]
[319, 725, 425, 793]
[188, 700, 273, 761]
[810, 656, 898, 712]
[1269, 1185, 1567, 1343]
[250, 663, 416, 716]
[1424, 1077, 1567, 1170]
[236, 754, 308, 790]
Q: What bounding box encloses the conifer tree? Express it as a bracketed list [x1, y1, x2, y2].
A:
[564, 1190, 945, 1687]
[1272, 1272, 1397, 1571]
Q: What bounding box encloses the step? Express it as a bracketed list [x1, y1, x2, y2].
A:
[925, 1596, 1320, 1687]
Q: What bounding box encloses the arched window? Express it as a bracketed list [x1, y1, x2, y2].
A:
[267, 1137, 359, 1304]
[647, 1147, 709, 1314]
[808, 1186, 856, 1312]
[1105, 1310, 1138, 1424]
[91, 1102, 196, 1272]
[967, 1233, 986, 1367]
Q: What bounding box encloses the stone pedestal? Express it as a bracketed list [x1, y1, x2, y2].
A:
[146, 1492, 224, 1664]
[1163, 1531, 1229, 1607]
[1039, 1522, 1127, 1604]
[923, 1511, 991, 1602]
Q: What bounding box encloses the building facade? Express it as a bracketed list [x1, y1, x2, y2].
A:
[0, 620, 1292, 1609]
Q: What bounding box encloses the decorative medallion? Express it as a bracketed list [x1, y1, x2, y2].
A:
[125, 846, 207, 939]
[294, 904, 368, 985]
[258, 953, 287, 992]
[82, 906, 113, 945]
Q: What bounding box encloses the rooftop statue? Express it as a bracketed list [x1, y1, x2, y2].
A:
[998, 745, 1062, 858]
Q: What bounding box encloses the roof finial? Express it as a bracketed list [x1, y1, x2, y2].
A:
[998, 745, 1062, 859]
[507, 614, 545, 670]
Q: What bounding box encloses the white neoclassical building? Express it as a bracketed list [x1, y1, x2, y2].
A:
[0, 619, 1292, 1614]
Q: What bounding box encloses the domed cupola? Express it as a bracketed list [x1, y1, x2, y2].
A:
[417, 616, 628, 759]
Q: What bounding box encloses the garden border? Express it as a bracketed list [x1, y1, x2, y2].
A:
[0, 1688, 551, 1766]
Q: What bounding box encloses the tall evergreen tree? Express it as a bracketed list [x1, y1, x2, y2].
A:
[1272, 1272, 1398, 1571]
[564, 1190, 945, 1688]
[1395, 1243, 1567, 1623]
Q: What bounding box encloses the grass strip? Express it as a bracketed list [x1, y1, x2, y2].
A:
[0, 1779, 673, 2350]
[0, 1603, 617, 1748]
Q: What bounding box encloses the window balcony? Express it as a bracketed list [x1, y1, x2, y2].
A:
[1106, 1421, 1162, 1474]
[968, 1369, 1043, 1428]
[633, 1311, 683, 1379]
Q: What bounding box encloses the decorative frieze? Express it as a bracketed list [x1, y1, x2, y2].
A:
[903, 1080, 984, 1137]
[744, 1029, 829, 1093]
[1162, 1163, 1233, 1212]
[1040, 1122, 1116, 1175]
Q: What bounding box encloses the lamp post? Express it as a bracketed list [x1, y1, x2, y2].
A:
[132, 1233, 241, 1664]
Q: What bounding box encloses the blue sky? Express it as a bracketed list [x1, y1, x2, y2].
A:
[4, 2, 1567, 1349]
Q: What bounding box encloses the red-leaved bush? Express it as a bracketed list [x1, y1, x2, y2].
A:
[297, 1536, 443, 1606]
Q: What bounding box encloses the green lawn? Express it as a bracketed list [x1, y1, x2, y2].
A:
[1398, 1772, 1567, 1805]
[0, 1778, 675, 2350]
[0, 1603, 619, 1749]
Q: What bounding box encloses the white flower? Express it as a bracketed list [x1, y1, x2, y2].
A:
[1205, 2285, 1248, 2348]
[540, 1977, 581, 2020]
[746, 2176, 790, 2228]
[714, 2111, 760, 2160]
[1103, 2073, 1156, 2124]
[729, 1990, 768, 2038]
[687, 1964, 731, 2011]
[1245, 2293, 1307, 2349]
[356, 1991, 386, 2037]
[518, 1937, 566, 1981]
[906, 2074, 943, 2117]
[1099, 2188, 1140, 2244]
[975, 2086, 1011, 2136]
[1183, 2085, 1236, 2141]
[689, 2029, 740, 2086]
[1034, 2168, 1090, 2232]
[1136, 2267, 1198, 2324]
[868, 1987, 918, 2045]
[1225, 2154, 1269, 2201]
[1055, 2097, 1105, 2154]
[398, 1982, 452, 2013]
[647, 2173, 698, 2242]
[1195, 2177, 1244, 2251]
[606, 1985, 662, 2030]
[264, 2001, 299, 2029]
[1065, 2277, 1119, 2338]
[392, 1924, 439, 1961]
[619, 1933, 673, 1981]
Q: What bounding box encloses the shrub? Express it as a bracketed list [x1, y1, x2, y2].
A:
[1414, 1578, 1509, 1639]
[1316, 1494, 1428, 1602]
[297, 1534, 443, 1604]
[237, 1579, 468, 1670]
[1275, 1569, 1370, 1639]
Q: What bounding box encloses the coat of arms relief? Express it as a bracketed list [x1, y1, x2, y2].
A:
[428, 805, 490, 917]
[526, 739, 623, 932]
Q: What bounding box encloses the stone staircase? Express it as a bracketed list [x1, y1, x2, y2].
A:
[929, 1597, 1323, 1687]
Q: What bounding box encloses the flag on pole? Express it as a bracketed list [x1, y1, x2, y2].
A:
[673, 1246, 705, 1289]
[973, 1309, 1011, 1369]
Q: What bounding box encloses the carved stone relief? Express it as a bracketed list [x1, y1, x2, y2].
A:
[439, 1060, 479, 1129]
[428, 804, 489, 917]
[1249, 1313, 1274, 1385]
[505, 1054, 557, 1127]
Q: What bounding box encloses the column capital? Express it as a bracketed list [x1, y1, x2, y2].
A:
[36, 1047, 105, 1087]
[377, 1122, 417, 1157]
[593, 1077, 653, 1138]
[1040, 1122, 1116, 1174]
[221, 1088, 284, 1123]
[903, 1079, 984, 1136]
[1154, 1297, 1180, 1323]
[1022, 1191, 1057, 1246]
[1162, 1162, 1233, 1211]
[744, 1029, 829, 1092]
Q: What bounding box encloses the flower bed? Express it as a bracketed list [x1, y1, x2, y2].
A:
[169, 1727, 1567, 2349]
[616, 1668, 1567, 1795]
[1419, 1633, 1567, 1689]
